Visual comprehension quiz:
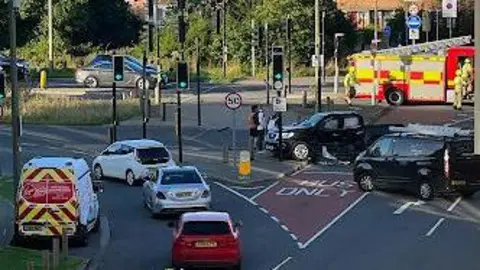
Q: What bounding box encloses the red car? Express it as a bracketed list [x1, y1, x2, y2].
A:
[169, 211, 242, 269]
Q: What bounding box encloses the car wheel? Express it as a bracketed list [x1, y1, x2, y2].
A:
[357, 172, 374, 192]
[418, 181, 434, 200]
[75, 225, 89, 247]
[386, 88, 405, 106]
[93, 164, 103, 180]
[291, 142, 310, 161]
[84, 76, 99, 88]
[136, 78, 150, 90]
[126, 170, 136, 186]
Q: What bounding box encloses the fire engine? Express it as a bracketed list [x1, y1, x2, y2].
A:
[350, 36, 474, 105]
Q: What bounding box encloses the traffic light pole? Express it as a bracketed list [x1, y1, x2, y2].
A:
[265, 22, 270, 105]
[112, 82, 117, 142]
[196, 38, 201, 126]
[10, 0, 21, 203]
[222, 0, 227, 78]
[287, 16, 292, 95]
[142, 50, 147, 138]
[278, 112, 283, 161]
[177, 89, 183, 163]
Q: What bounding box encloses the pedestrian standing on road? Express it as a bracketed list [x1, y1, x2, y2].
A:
[344, 66, 357, 106]
[453, 69, 463, 110]
[462, 58, 473, 97]
[248, 105, 259, 160]
[256, 106, 266, 153]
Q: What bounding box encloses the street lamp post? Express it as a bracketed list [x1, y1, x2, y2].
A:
[474, 0, 480, 154]
[333, 33, 344, 94]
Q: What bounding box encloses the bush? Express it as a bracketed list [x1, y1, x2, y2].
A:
[1, 95, 142, 125]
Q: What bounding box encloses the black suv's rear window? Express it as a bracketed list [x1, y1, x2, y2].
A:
[392, 137, 444, 157]
[182, 221, 231, 235]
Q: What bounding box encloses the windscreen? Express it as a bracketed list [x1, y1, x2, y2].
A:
[136, 147, 170, 164]
[298, 113, 324, 127]
[182, 221, 231, 235]
[161, 170, 202, 185]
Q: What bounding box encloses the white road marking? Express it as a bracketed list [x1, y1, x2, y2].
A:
[230, 185, 265, 190]
[447, 197, 462, 212]
[259, 207, 269, 214]
[426, 218, 445, 236]
[272, 256, 293, 270]
[290, 234, 298, 241]
[299, 192, 369, 249]
[393, 200, 425, 215]
[213, 182, 258, 206]
[281, 225, 289, 232]
[291, 165, 311, 176]
[250, 181, 279, 200]
[271, 216, 280, 223]
[302, 171, 353, 175]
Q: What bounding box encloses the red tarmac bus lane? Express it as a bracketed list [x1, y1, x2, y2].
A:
[254, 171, 366, 246]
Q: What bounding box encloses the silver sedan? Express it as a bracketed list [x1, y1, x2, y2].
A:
[142, 166, 211, 216]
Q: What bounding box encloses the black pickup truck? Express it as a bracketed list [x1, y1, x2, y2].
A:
[265, 111, 403, 161]
[353, 128, 480, 200]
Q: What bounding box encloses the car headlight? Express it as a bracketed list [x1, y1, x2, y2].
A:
[282, 132, 295, 139]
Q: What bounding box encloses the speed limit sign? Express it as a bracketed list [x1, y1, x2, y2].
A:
[225, 92, 242, 110]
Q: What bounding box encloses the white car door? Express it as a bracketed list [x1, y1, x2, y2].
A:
[101, 143, 122, 177]
[110, 144, 135, 179]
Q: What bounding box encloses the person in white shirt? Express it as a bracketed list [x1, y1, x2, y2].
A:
[256, 106, 266, 152]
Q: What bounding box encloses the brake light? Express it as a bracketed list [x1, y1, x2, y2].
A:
[176, 236, 192, 247]
[156, 191, 166, 199]
[221, 237, 238, 247]
[444, 148, 450, 179]
[201, 190, 210, 198]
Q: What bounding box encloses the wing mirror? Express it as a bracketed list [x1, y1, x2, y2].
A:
[92, 181, 104, 193]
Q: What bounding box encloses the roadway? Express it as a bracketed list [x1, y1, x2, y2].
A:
[0, 102, 479, 269]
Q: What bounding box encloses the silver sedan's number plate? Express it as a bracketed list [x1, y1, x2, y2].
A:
[176, 192, 192, 197]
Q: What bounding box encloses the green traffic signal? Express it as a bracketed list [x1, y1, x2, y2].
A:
[177, 62, 188, 89]
[113, 56, 124, 82]
[275, 73, 282, 80]
[180, 82, 187, 88]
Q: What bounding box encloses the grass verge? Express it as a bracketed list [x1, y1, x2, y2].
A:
[29, 68, 76, 79]
[1, 95, 142, 125]
[0, 176, 13, 202]
[0, 246, 87, 270]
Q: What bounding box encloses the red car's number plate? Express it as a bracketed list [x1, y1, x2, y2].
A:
[195, 241, 217, 248]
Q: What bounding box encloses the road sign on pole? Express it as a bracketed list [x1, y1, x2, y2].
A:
[442, 0, 457, 18]
[383, 26, 391, 37]
[272, 97, 287, 112]
[409, 28, 420, 40]
[225, 92, 242, 110]
[408, 4, 419, 16]
[406, 15, 422, 29]
[225, 92, 242, 181]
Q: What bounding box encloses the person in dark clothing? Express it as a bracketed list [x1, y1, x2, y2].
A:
[248, 105, 259, 159]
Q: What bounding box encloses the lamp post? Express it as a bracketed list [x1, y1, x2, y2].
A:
[333, 33, 344, 94]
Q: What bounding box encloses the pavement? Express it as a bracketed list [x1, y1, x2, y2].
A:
[1, 80, 480, 269]
[0, 197, 14, 247]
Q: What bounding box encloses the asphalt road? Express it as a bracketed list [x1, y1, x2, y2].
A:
[1, 104, 479, 269]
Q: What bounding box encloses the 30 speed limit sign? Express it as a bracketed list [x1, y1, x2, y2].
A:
[225, 92, 242, 110]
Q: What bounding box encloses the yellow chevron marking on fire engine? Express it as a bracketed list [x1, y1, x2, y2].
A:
[423, 71, 442, 81]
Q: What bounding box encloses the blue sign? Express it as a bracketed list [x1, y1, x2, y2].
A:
[383, 26, 391, 37]
[406, 15, 422, 29]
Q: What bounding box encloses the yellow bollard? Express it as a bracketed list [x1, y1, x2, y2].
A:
[238, 151, 251, 180]
[40, 70, 47, 89]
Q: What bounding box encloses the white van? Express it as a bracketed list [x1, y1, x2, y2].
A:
[15, 157, 104, 246]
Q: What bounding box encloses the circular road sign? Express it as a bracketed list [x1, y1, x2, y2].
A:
[225, 92, 242, 110]
[408, 4, 419, 16]
[406, 15, 422, 29]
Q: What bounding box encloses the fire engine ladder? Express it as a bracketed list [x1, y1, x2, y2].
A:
[364, 35, 472, 55]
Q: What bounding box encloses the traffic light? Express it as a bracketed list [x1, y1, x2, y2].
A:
[272, 46, 284, 90]
[179, 15, 186, 43]
[177, 62, 188, 90]
[113, 56, 124, 82]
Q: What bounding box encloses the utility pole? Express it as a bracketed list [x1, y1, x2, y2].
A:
[142, 50, 148, 138]
[48, 0, 53, 70]
[474, 0, 480, 155]
[222, 0, 227, 78]
[287, 15, 292, 95]
[265, 22, 270, 105]
[251, 18, 256, 77]
[196, 38, 201, 126]
[321, 10, 326, 82]
[372, 0, 379, 106]
[154, 1, 162, 106]
[436, 9, 439, 41]
[9, 0, 20, 204]
[314, 0, 321, 112]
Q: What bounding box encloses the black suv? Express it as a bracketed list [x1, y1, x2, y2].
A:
[353, 128, 480, 200]
[265, 111, 366, 161]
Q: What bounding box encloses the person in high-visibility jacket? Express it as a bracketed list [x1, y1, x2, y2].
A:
[453, 69, 464, 110]
[344, 66, 357, 105]
[461, 58, 473, 96]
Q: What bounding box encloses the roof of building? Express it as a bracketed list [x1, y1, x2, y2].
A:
[181, 211, 231, 222]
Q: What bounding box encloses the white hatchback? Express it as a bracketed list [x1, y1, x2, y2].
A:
[92, 139, 176, 186]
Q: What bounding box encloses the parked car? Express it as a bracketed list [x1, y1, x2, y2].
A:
[353, 124, 480, 200]
[92, 139, 176, 186]
[266, 111, 366, 161]
[142, 166, 211, 215]
[0, 53, 29, 80]
[75, 60, 158, 89]
[91, 54, 168, 87]
[169, 211, 242, 269]
[15, 157, 104, 246]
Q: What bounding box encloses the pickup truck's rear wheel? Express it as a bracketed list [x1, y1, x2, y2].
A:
[386, 88, 405, 106]
[357, 172, 374, 192]
[418, 182, 434, 200]
[291, 142, 310, 161]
